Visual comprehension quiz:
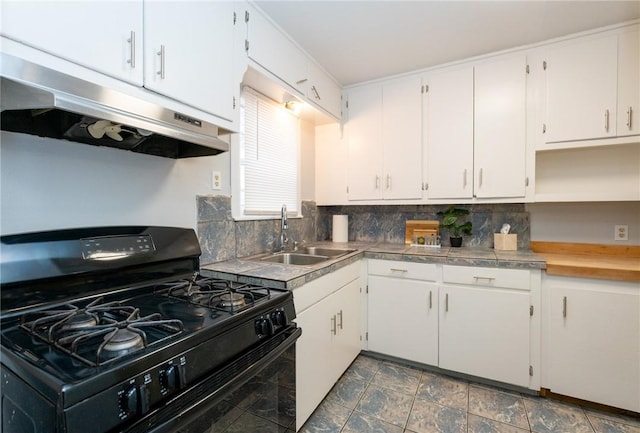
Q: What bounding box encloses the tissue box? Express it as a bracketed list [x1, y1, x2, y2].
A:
[494, 233, 517, 251]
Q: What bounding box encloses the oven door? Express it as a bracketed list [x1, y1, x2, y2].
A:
[122, 325, 301, 433]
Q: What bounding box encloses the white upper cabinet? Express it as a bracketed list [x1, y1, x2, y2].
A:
[1, 1, 144, 85]
[544, 34, 619, 143]
[382, 76, 424, 200]
[144, 2, 237, 120]
[346, 84, 384, 200]
[308, 62, 342, 119]
[423, 66, 474, 199]
[245, 6, 308, 96]
[346, 77, 422, 201]
[474, 53, 527, 198]
[617, 28, 640, 137]
[315, 123, 348, 205]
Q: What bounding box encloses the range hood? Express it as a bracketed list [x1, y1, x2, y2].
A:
[1, 54, 230, 158]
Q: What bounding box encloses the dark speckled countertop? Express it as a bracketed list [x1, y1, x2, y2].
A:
[200, 242, 546, 289]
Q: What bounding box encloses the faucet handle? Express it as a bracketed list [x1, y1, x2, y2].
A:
[293, 240, 299, 251]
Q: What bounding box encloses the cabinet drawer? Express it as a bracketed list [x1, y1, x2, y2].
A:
[294, 261, 361, 313]
[368, 259, 438, 282]
[443, 265, 530, 291]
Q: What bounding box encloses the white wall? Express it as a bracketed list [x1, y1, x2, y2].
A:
[527, 202, 640, 245]
[300, 118, 316, 201]
[0, 131, 230, 235]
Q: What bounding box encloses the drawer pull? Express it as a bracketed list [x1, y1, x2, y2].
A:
[473, 276, 495, 282]
[429, 290, 432, 309]
[445, 293, 449, 312]
[562, 296, 567, 318]
[390, 268, 408, 273]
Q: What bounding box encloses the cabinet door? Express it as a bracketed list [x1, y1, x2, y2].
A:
[315, 123, 348, 205]
[246, 6, 308, 95]
[439, 285, 530, 387]
[381, 76, 423, 200]
[346, 84, 383, 200]
[144, 2, 236, 120]
[368, 276, 438, 366]
[474, 54, 527, 198]
[1, 1, 143, 85]
[332, 279, 362, 380]
[545, 35, 618, 142]
[423, 67, 474, 199]
[548, 282, 640, 412]
[618, 28, 640, 137]
[308, 62, 342, 119]
[295, 296, 337, 430]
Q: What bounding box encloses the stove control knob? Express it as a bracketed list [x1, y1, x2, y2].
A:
[255, 318, 274, 337]
[271, 310, 287, 327]
[161, 365, 178, 391]
[121, 386, 138, 416]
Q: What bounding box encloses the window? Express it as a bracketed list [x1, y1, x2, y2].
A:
[232, 88, 300, 219]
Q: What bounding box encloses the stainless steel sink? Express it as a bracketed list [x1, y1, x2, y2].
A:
[260, 253, 330, 265]
[297, 247, 355, 258]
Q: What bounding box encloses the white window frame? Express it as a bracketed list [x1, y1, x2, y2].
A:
[231, 87, 301, 220]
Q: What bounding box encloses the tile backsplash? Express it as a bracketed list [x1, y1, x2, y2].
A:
[196, 196, 530, 264]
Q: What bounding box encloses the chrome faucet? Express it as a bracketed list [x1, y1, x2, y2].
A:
[279, 204, 289, 252]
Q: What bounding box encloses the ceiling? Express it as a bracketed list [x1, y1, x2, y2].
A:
[255, 1, 640, 86]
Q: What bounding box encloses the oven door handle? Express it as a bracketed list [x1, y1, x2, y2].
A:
[123, 325, 302, 433]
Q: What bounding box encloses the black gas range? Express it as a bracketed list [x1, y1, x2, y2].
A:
[0, 226, 300, 433]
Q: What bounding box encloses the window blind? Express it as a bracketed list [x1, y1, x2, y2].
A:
[240, 89, 300, 216]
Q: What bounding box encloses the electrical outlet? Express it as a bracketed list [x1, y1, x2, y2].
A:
[615, 225, 628, 241]
[211, 171, 222, 190]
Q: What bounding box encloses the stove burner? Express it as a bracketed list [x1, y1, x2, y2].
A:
[102, 329, 144, 353]
[219, 293, 246, 308]
[63, 313, 99, 330]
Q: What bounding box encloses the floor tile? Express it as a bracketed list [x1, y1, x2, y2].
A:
[587, 413, 640, 433]
[523, 396, 595, 433]
[407, 397, 467, 433]
[468, 413, 530, 433]
[342, 411, 405, 433]
[344, 355, 382, 382]
[371, 362, 422, 395]
[585, 409, 640, 429]
[469, 385, 529, 429]
[417, 371, 469, 410]
[299, 400, 351, 433]
[356, 383, 414, 427]
[326, 374, 368, 409]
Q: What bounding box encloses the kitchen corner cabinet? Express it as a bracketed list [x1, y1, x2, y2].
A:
[544, 26, 640, 144]
[143, 2, 237, 120]
[308, 62, 342, 119]
[423, 66, 474, 199]
[440, 265, 532, 388]
[546, 275, 640, 412]
[294, 262, 362, 430]
[367, 260, 439, 366]
[315, 123, 349, 205]
[346, 76, 423, 201]
[0, 1, 144, 85]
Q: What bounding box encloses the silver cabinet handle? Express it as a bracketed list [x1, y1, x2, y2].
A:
[429, 290, 432, 309]
[375, 175, 380, 189]
[390, 268, 408, 273]
[338, 310, 343, 330]
[473, 276, 496, 282]
[562, 296, 567, 318]
[157, 45, 166, 79]
[479, 168, 483, 188]
[445, 293, 449, 312]
[296, 78, 308, 85]
[311, 85, 321, 100]
[127, 31, 136, 68]
[331, 315, 337, 335]
[627, 107, 633, 130]
[463, 169, 467, 188]
[604, 109, 609, 132]
[386, 174, 391, 190]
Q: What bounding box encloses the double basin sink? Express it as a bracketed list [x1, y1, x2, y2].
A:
[255, 246, 355, 266]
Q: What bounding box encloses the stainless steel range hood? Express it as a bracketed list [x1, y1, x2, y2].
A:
[1, 54, 230, 158]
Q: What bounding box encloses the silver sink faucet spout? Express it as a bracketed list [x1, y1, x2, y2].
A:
[279, 204, 288, 251]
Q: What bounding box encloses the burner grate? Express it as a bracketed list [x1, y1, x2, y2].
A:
[20, 298, 184, 367]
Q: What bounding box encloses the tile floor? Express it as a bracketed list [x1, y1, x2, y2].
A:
[300, 354, 640, 433]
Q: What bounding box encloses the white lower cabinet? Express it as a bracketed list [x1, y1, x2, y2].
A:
[366, 260, 538, 390]
[546, 275, 640, 412]
[294, 262, 362, 430]
[368, 274, 438, 366]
